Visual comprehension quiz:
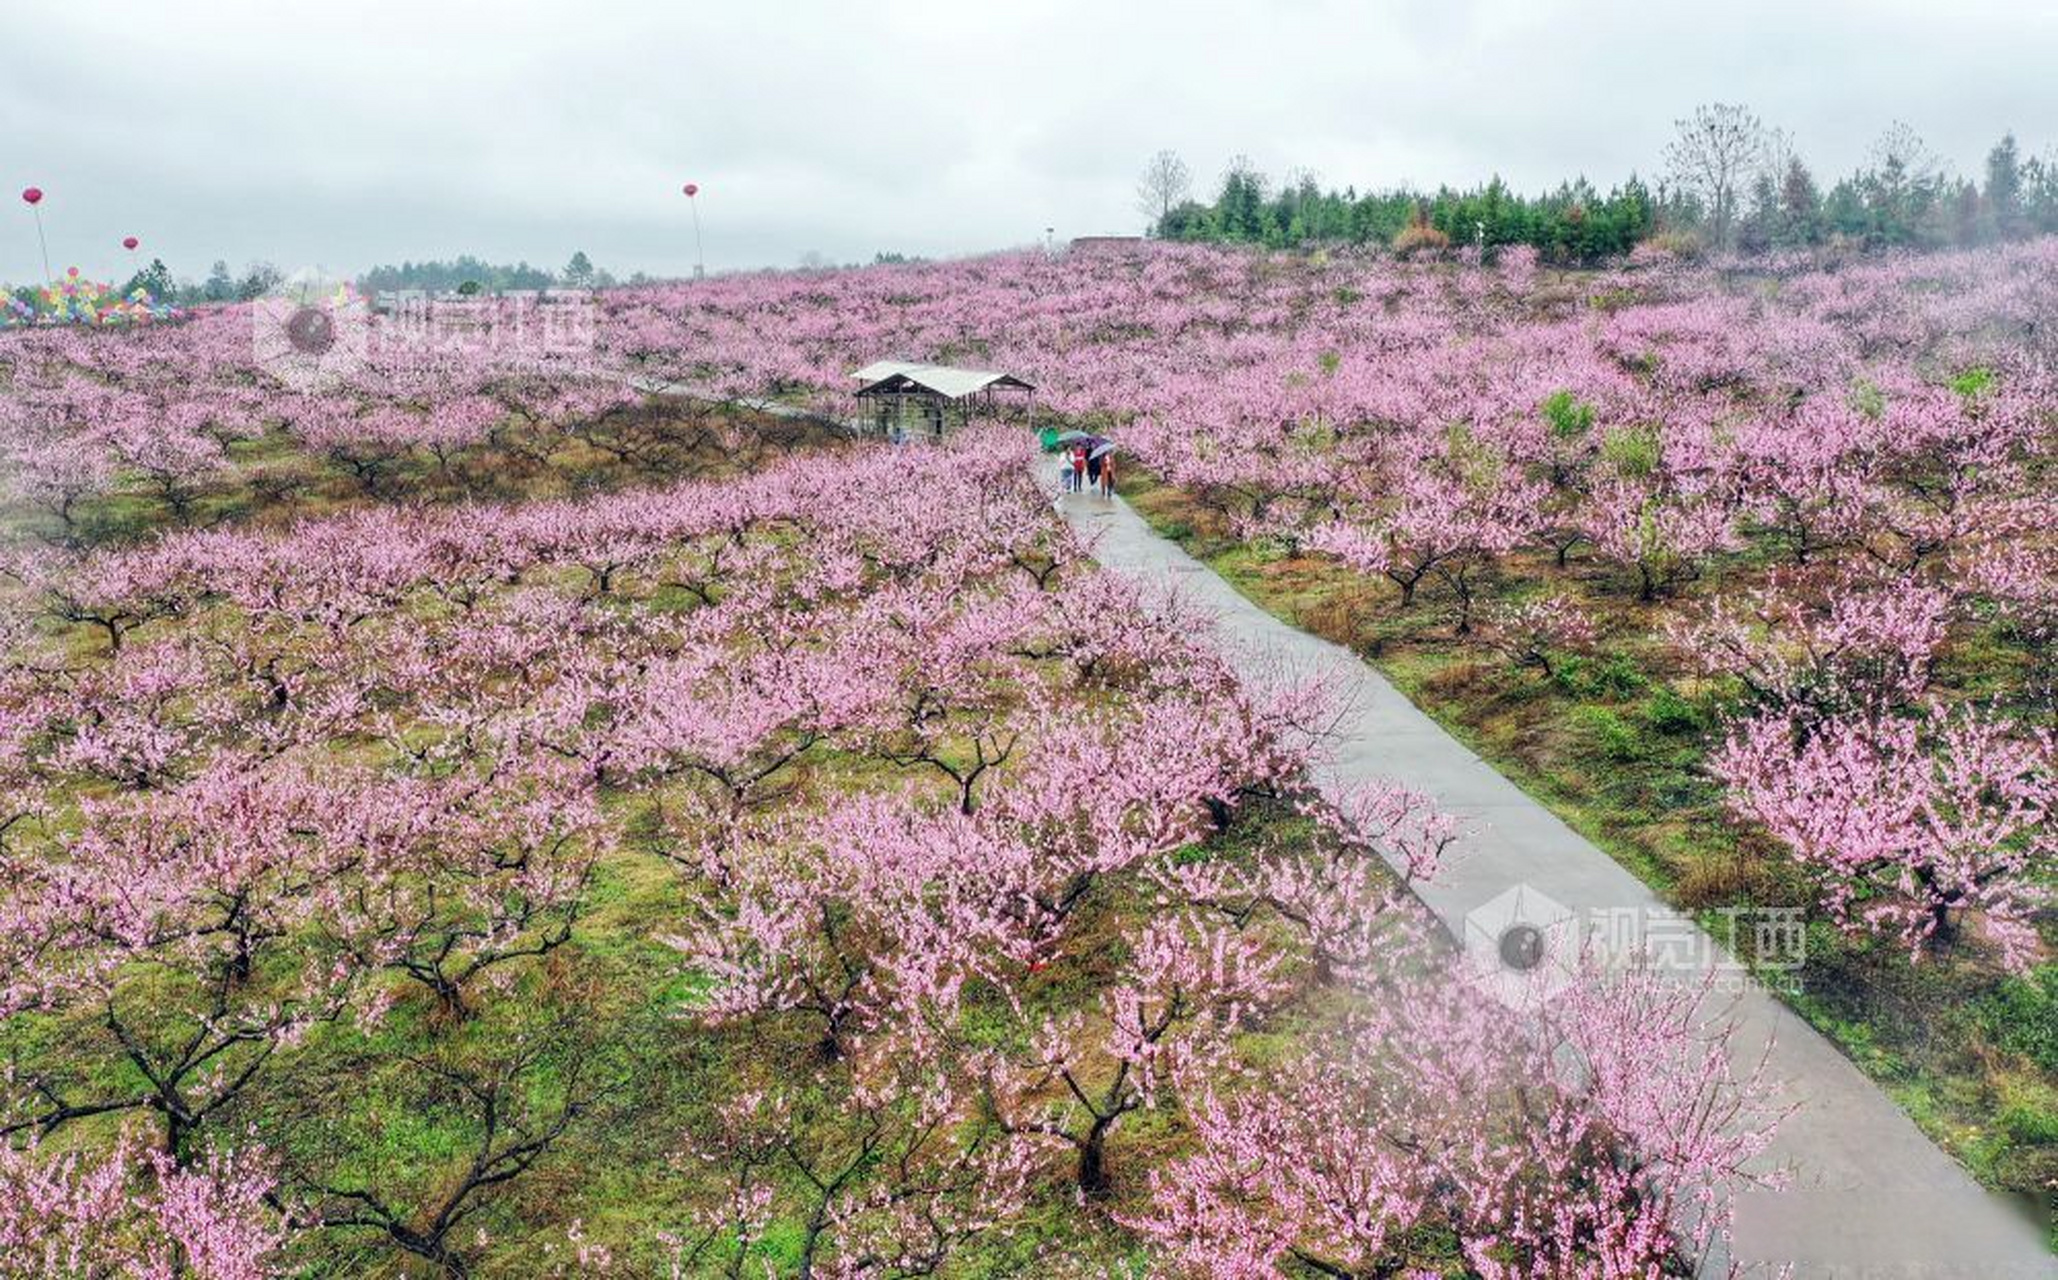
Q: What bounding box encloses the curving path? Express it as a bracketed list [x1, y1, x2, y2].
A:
[1050, 476, 2054, 1279]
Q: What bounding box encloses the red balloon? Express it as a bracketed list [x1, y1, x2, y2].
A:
[682, 183, 699, 197]
[122, 236, 140, 251]
[21, 187, 42, 206]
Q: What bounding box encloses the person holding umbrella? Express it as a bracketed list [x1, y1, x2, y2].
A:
[1046, 430, 1093, 492]
[1086, 439, 1114, 493]
[1069, 442, 1088, 493]
[1096, 445, 1117, 498]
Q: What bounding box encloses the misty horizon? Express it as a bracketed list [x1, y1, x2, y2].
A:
[5, 0, 2055, 285]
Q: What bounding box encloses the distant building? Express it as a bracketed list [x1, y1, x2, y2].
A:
[1069, 236, 1146, 252]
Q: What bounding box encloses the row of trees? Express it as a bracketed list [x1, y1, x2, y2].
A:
[1137, 111, 2058, 261]
[358, 251, 628, 294]
[1144, 149, 1663, 263]
[1, 258, 272, 309]
[48, 259, 284, 306]
[33, 251, 630, 311]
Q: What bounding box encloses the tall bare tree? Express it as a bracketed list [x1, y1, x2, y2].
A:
[1862, 120, 1947, 245]
[1136, 149, 1193, 235]
[1664, 103, 1765, 251]
[1869, 120, 1941, 190]
[1758, 127, 1797, 187]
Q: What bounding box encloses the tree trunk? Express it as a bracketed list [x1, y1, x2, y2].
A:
[1077, 1116, 1116, 1199]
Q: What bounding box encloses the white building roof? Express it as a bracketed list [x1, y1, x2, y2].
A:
[850, 361, 1033, 399]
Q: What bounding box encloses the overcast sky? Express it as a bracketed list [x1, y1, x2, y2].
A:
[3, 0, 2052, 284]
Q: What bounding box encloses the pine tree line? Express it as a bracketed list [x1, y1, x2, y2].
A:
[1142, 116, 2058, 263]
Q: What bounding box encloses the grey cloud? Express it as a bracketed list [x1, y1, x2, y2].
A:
[2, 0, 2052, 283]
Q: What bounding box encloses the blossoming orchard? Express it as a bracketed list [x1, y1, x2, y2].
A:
[0, 226, 2051, 1277]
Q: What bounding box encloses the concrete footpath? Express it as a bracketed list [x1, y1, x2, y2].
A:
[1051, 480, 2053, 1279]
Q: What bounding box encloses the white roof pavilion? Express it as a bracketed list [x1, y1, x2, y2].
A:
[850, 361, 1034, 399]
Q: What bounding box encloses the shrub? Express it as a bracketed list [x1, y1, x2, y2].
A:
[1640, 686, 1709, 736]
[1949, 365, 1996, 401]
[1997, 1087, 2058, 1145]
[1392, 223, 1451, 257]
[1979, 967, 2058, 1074]
[1630, 229, 1704, 263]
[1556, 652, 1651, 700]
[1541, 389, 1596, 440]
[1570, 705, 1644, 762]
[1601, 424, 1663, 478]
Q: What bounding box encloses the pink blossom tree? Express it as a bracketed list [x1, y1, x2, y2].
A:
[1129, 961, 1784, 1278]
[1712, 704, 2052, 971]
[0, 1133, 284, 1280]
[1482, 592, 1599, 678]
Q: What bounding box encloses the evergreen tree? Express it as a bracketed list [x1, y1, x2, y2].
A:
[2021, 153, 2058, 235]
[1984, 133, 2024, 240]
[119, 257, 176, 302]
[202, 259, 236, 303]
[1859, 122, 1946, 248]
[236, 262, 282, 301]
[1778, 158, 1824, 246]
[1216, 157, 1271, 243]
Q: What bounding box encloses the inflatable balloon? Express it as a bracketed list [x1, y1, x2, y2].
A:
[21, 187, 42, 205]
[683, 183, 699, 197]
[123, 236, 139, 250]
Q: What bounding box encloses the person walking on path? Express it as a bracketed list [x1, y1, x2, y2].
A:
[1069, 444, 1088, 494]
[1097, 451, 1116, 497]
